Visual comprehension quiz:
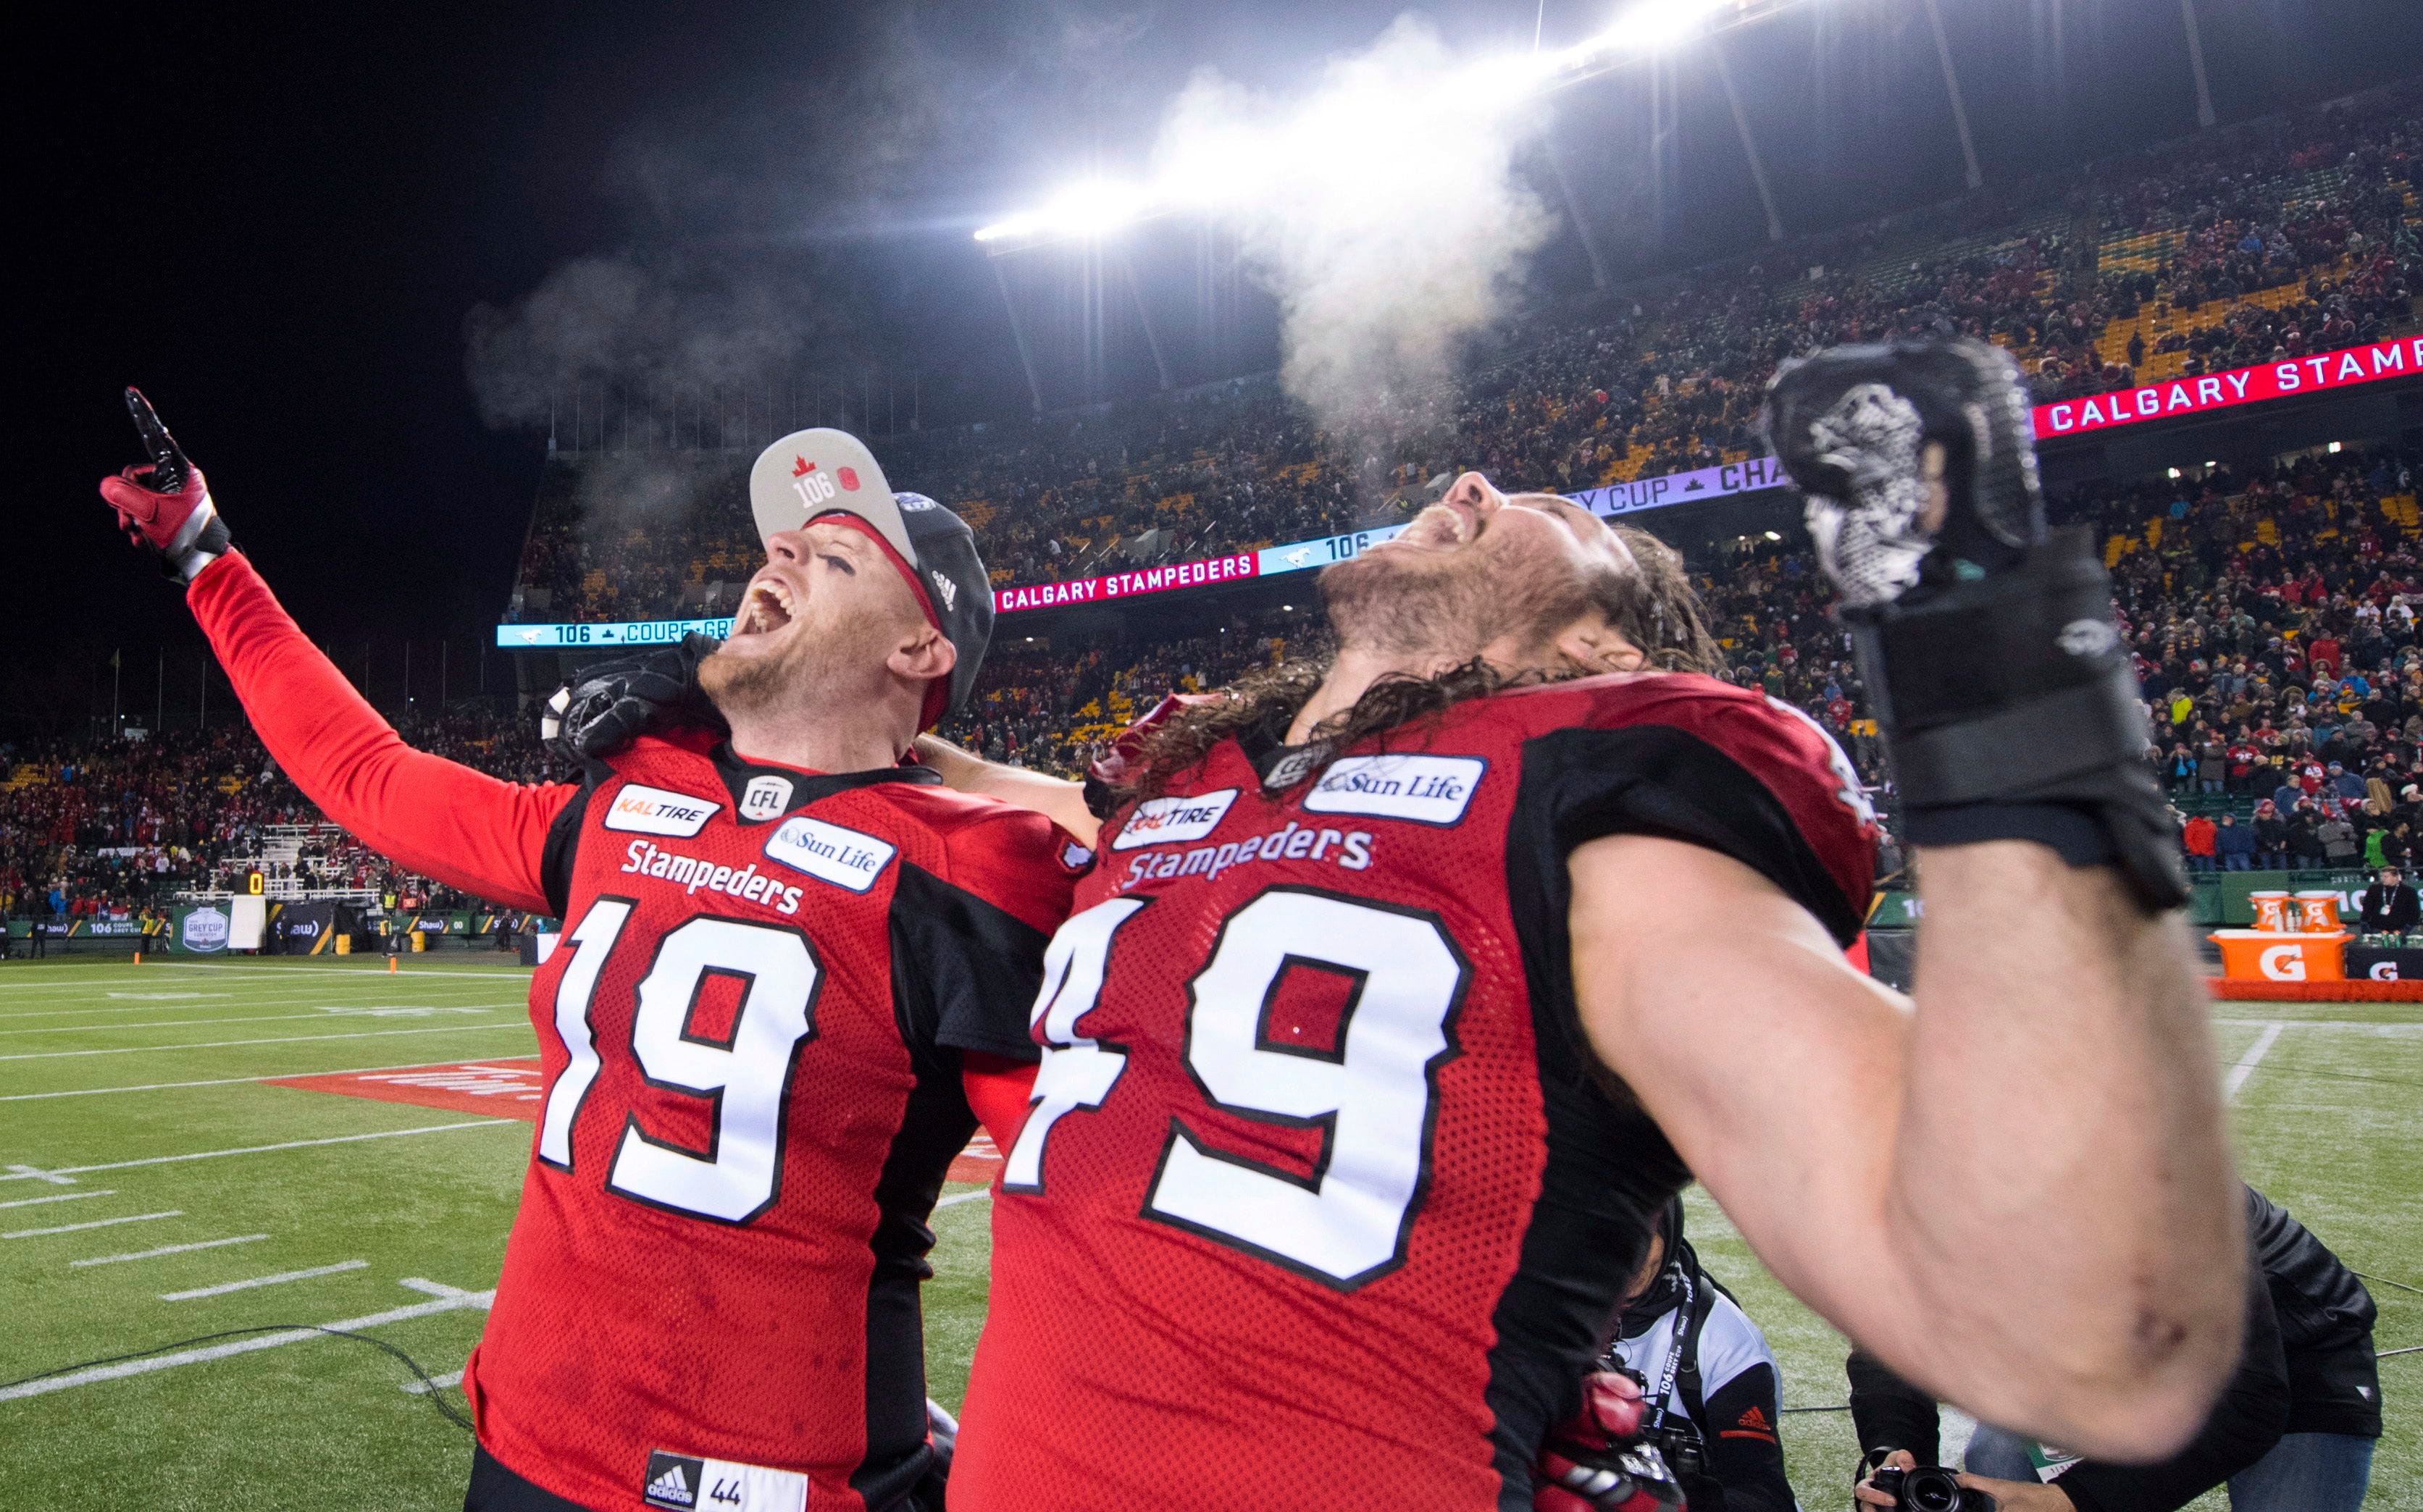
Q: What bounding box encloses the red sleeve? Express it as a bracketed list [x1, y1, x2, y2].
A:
[960, 1053, 1038, 1152]
[187, 553, 575, 914]
[940, 806, 1087, 935]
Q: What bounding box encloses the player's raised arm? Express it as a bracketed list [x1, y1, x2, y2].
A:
[99, 446, 574, 915]
[1571, 342, 2240, 1461]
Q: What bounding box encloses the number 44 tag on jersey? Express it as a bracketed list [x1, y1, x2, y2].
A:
[643, 1450, 807, 1512]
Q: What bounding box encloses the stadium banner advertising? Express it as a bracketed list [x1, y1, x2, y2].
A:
[275, 901, 338, 954]
[2035, 335, 2423, 439]
[171, 903, 233, 954]
[494, 336, 2422, 644]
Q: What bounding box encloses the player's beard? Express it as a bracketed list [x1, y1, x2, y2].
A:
[1320, 529, 1599, 671]
[697, 614, 888, 726]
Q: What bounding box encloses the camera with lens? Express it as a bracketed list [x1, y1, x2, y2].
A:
[1868, 1466, 1996, 1511]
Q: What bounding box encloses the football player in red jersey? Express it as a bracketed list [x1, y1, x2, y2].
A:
[97, 426, 1084, 1512]
[901, 341, 2244, 1509]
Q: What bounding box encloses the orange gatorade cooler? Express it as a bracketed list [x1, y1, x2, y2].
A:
[2295, 891, 2344, 932]
[2210, 929, 2348, 983]
[2249, 891, 2292, 931]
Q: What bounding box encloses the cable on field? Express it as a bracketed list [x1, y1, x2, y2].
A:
[0, 1325, 474, 1433]
[2354, 1269, 2423, 1298]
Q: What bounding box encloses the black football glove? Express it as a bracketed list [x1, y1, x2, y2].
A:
[540, 634, 727, 762]
[1763, 340, 2184, 913]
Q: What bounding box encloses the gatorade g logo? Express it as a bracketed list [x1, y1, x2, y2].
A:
[2259, 944, 2307, 981]
[2370, 960, 2401, 981]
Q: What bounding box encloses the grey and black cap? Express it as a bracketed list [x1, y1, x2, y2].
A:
[748, 428, 994, 729]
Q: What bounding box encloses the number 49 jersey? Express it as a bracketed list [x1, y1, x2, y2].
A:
[955, 673, 1875, 1511]
[461, 737, 1079, 1512]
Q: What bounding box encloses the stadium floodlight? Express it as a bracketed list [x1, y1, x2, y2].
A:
[974, 0, 1756, 246]
[974, 180, 1157, 244]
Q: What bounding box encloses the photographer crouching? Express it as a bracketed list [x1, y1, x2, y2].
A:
[1849, 1185, 2380, 1511]
[1594, 1199, 1798, 1512]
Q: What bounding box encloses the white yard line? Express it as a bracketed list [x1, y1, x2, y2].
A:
[4, 1210, 180, 1240]
[0, 1120, 516, 1183]
[2215, 1017, 2423, 1031]
[73, 1235, 271, 1267]
[935, 1189, 993, 1209]
[0, 1054, 540, 1104]
[0, 1278, 496, 1402]
[0, 1021, 534, 1063]
[134, 964, 531, 981]
[0, 1189, 115, 1211]
[0, 989, 516, 1022]
[0, 1007, 514, 1037]
[2225, 1022, 2286, 1101]
[161, 1259, 369, 1302]
[402, 1367, 465, 1395]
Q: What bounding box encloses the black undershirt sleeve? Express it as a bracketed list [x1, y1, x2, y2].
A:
[887, 863, 1050, 1066]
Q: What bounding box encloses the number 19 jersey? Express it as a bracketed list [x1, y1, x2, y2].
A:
[462, 738, 1079, 1512]
[954, 673, 1875, 1511]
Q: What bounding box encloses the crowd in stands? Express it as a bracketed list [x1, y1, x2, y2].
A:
[12, 86, 2422, 927]
[1, 707, 565, 926]
[12, 438, 2423, 925]
[508, 87, 2418, 623]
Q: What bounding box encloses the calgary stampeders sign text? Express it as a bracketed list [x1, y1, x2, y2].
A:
[995, 551, 1258, 613]
[2036, 335, 2423, 437]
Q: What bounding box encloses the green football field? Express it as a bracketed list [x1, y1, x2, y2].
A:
[1, 955, 2414, 1511]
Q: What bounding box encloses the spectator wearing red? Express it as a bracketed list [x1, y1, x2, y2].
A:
[2184, 812, 2220, 873]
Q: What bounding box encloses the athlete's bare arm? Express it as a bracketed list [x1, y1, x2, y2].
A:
[188, 553, 574, 913]
[913, 735, 1098, 846]
[1569, 833, 2235, 1463]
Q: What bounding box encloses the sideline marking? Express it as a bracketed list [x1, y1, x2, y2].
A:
[0, 1278, 496, 1401]
[2226, 1022, 2286, 1101]
[0, 1055, 541, 1104]
[162, 1259, 369, 1302]
[0, 1120, 515, 1183]
[74, 1235, 271, 1267]
[4, 1164, 77, 1185]
[5, 1210, 180, 1240]
[0, 1006, 512, 1037]
[403, 1367, 466, 1395]
[0, 1189, 114, 1211]
[935, 1189, 992, 1210]
[0, 1022, 533, 1063]
[137, 964, 532, 982]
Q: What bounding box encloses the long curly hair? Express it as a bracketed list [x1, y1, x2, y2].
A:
[1114, 523, 1725, 807]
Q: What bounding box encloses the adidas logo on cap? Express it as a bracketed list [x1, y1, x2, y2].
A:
[929, 571, 958, 610]
[643, 1452, 703, 1509]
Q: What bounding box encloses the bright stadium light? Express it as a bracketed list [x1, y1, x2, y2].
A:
[975, 179, 1156, 243]
[974, 1, 1757, 245]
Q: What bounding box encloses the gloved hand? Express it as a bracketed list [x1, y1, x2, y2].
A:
[1760, 339, 2184, 913]
[1534, 1370, 1687, 1512]
[1762, 338, 2043, 610]
[540, 634, 727, 762]
[99, 462, 230, 584]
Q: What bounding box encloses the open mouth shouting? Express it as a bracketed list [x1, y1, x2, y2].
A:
[732, 574, 799, 639]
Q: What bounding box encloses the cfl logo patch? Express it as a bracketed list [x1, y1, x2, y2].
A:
[740, 775, 793, 822]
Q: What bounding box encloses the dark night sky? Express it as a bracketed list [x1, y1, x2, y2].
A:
[20, 0, 2422, 676]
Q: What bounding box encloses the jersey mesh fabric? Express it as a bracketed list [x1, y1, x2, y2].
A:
[461, 739, 1067, 1512]
[954, 673, 1875, 1511]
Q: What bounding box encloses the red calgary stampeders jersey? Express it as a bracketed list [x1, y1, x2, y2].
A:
[462, 738, 1078, 1512]
[953, 673, 1875, 1512]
